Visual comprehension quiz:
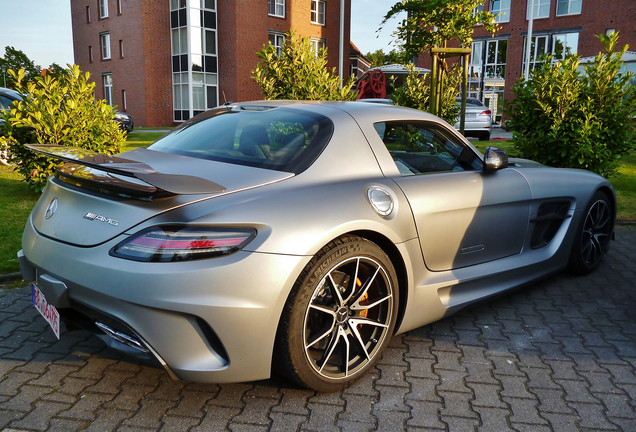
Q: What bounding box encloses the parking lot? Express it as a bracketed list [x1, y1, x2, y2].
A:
[1, 226, 635, 432]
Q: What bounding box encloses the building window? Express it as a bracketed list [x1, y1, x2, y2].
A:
[522, 35, 549, 71]
[103, 74, 113, 105]
[117, 0, 122, 14]
[99, 0, 108, 19]
[310, 38, 326, 56]
[527, 0, 550, 19]
[119, 40, 124, 58]
[268, 0, 284, 17]
[269, 33, 285, 55]
[100, 32, 111, 60]
[490, 0, 510, 23]
[552, 32, 578, 60]
[485, 39, 507, 78]
[89, 46, 94, 63]
[86, 6, 91, 23]
[556, 0, 581, 16]
[122, 89, 127, 110]
[311, 0, 325, 25]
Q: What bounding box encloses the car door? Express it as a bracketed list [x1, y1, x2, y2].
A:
[374, 121, 532, 271]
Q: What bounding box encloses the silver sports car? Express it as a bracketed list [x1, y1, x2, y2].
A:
[19, 101, 615, 392]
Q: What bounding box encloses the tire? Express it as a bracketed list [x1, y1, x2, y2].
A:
[568, 190, 613, 275]
[276, 235, 398, 392]
[479, 132, 491, 141]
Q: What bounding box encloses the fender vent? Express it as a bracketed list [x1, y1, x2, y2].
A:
[530, 201, 571, 249]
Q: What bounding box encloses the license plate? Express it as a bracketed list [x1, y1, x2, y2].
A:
[32, 284, 60, 339]
[466, 113, 477, 118]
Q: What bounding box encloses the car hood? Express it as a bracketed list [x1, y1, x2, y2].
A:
[30, 147, 293, 247]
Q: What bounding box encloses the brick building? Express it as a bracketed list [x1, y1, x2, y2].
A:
[416, 0, 636, 121]
[70, 0, 351, 127]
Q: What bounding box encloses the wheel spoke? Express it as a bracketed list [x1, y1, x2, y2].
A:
[327, 273, 346, 307]
[318, 326, 347, 374]
[349, 316, 389, 329]
[349, 324, 371, 361]
[350, 266, 381, 308]
[351, 293, 392, 311]
[306, 322, 336, 349]
[343, 258, 361, 304]
[309, 303, 337, 317]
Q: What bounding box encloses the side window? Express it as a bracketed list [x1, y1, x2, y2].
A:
[374, 121, 483, 175]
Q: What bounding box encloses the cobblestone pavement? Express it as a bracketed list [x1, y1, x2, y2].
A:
[1, 226, 635, 432]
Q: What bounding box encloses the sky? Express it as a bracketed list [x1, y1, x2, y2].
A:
[0, 0, 400, 69]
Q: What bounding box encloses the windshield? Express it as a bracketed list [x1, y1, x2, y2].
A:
[149, 106, 334, 174]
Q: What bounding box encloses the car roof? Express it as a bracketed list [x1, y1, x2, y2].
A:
[228, 100, 442, 123]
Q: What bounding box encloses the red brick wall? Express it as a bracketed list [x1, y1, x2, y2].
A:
[417, 0, 636, 107]
[218, 0, 351, 102]
[72, 0, 352, 125]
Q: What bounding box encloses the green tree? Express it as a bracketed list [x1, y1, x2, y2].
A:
[380, 0, 499, 59]
[506, 33, 636, 178]
[390, 63, 461, 124]
[252, 31, 357, 101]
[0, 46, 41, 88]
[0, 65, 126, 191]
[365, 48, 408, 67]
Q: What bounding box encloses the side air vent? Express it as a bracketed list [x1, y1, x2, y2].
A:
[530, 201, 571, 249]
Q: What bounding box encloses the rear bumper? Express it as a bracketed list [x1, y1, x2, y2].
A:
[20, 217, 310, 383]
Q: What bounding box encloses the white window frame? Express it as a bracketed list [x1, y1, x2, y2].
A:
[310, 38, 326, 56]
[119, 39, 124, 58]
[103, 74, 113, 105]
[268, 0, 284, 17]
[311, 0, 325, 25]
[100, 32, 111, 60]
[99, 0, 109, 19]
[490, 0, 510, 23]
[527, 0, 550, 19]
[522, 35, 550, 71]
[86, 6, 91, 23]
[556, 0, 581, 16]
[89, 46, 94, 63]
[269, 32, 285, 55]
[117, 0, 122, 14]
[552, 32, 579, 60]
[122, 89, 127, 110]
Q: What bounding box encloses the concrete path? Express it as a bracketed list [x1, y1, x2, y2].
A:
[1, 227, 635, 431]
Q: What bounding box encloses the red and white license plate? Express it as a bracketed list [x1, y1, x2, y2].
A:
[32, 284, 60, 339]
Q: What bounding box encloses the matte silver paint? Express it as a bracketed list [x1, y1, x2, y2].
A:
[20, 101, 615, 384]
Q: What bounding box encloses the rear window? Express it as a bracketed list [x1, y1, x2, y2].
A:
[149, 106, 334, 174]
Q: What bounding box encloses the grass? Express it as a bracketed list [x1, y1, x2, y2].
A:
[0, 136, 634, 274]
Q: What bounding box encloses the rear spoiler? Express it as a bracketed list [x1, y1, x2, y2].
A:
[27, 145, 226, 196]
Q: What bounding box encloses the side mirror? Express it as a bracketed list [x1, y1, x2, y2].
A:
[484, 146, 508, 172]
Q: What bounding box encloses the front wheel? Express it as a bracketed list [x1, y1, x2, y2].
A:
[276, 235, 398, 392]
[568, 190, 613, 275]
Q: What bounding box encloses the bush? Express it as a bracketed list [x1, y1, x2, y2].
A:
[0, 65, 126, 191]
[506, 33, 636, 177]
[252, 31, 357, 101]
[390, 63, 460, 125]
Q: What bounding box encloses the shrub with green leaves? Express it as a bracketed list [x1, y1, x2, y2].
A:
[506, 33, 636, 178]
[252, 31, 357, 101]
[0, 65, 125, 191]
[390, 63, 460, 125]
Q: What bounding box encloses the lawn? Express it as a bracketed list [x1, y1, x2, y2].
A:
[1, 136, 634, 274]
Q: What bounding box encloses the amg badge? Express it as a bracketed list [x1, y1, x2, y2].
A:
[84, 212, 120, 226]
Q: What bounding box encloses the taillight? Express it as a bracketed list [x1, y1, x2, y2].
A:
[481, 110, 492, 116]
[110, 226, 256, 262]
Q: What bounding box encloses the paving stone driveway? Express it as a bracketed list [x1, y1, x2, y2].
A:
[1, 226, 635, 432]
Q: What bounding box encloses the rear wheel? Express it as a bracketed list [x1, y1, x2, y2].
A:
[568, 190, 613, 275]
[276, 235, 398, 392]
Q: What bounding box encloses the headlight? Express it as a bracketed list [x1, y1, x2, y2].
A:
[110, 226, 256, 262]
[114, 113, 127, 120]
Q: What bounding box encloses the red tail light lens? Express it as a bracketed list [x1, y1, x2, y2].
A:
[481, 110, 492, 116]
[110, 226, 256, 262]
